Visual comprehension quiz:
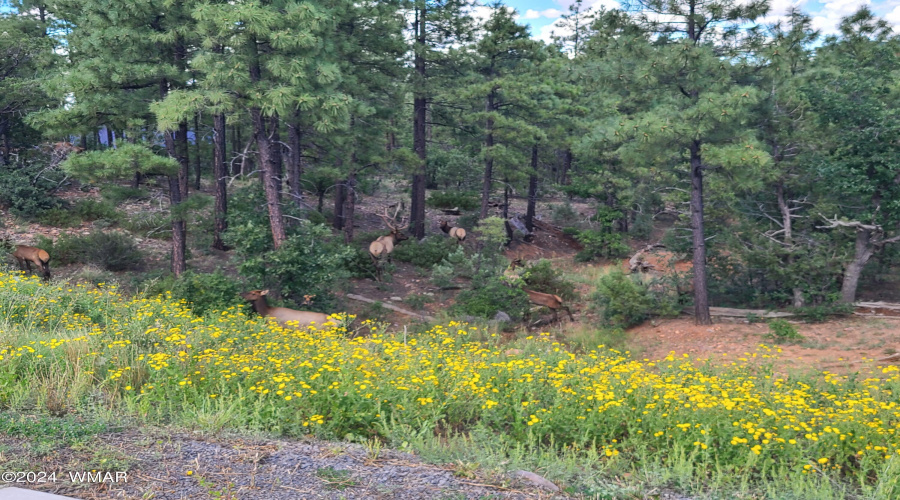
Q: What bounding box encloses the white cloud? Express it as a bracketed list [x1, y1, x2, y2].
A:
[519, 8, 564, 20]
[534, 0, 621, 45]
[885, 5, 900, 25]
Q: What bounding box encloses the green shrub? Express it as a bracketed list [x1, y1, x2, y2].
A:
[226, 220, 354, 309]
[403, 293, 434, 311]
[456, 214, 478, 230]
[0, 162, 67, 217]
[430, 247, 477, 288]
[119, 212, 171, 239]
[145, 270, 242, 317]
[73, 199, 119, 222]
[790, 303, 854, 323]
[453, 278, 530, 321]
[551, 202, 579, 226]
[766, 319, 804, 344]
[101, 185, 150, 204]
[426, 191, 479, 211]
[39, 231, 144, 271]
[521, 259, 577, 301]
[575, 229, 630, 262]
[391, 236, 455, 268]
[592, 270, 655, 328]
[35, 208, 81, 228]
[475, 217, 508, 254]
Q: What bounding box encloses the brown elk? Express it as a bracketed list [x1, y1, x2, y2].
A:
[240, 289, 330, 328]
[368, 205, 409, 281]
[10, 244, 51, 281]
[523, 289, 574, 323]
[439, 220, 467, 243]
[506, 258, 574, 323]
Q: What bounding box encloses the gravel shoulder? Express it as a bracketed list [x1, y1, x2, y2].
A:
[2, 428, 567, 499]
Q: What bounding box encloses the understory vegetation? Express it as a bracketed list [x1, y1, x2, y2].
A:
[0, 272, 898, 498]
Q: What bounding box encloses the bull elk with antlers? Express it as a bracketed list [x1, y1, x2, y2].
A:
[368, 205, 409, 281]
[439, 220, 466, 243]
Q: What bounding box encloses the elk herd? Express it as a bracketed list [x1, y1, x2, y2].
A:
[3, 205, 575, 331]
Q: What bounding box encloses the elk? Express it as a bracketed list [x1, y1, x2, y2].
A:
[10, 244, 51, 281]
[368, 205, 409, 281]
[506, 258, 574, 323]
[439, 220, 467, 243]
[240, 289, 329, 328]
[523, 289, 574, 323]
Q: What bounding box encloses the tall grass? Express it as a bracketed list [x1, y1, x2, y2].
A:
[0, 271, 898, 498]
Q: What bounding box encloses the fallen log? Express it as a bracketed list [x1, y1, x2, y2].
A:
[346, 293, 435, 322]
[685, 307, 795, 318]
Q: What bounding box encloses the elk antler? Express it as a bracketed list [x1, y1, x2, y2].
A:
[376, 203, 408, 231]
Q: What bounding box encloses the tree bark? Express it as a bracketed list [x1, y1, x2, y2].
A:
[502, 178, 509, 219]
[344, 171, 356, 243]
[212, 112, 229, 251]
[194, 113, 202, 190]
[840, 229, 874, 304]
[410, 3, 427, 239]
[161, 79, 186, 277]
[525, 144, 538, 232]
[287, 113, 303, 207]
[249, 38, 286, 249]
[333, 180, 346, 230]
[269, 114, 283, 203]
[689, 140, 711, 324]
[177, 120, 190, 198]
[776, 181, 804, 307]
[0, 124, 8, 165]
[480, 92, 495, 219]
[560, 148, 572, 185]
[105, 127, 114, 149]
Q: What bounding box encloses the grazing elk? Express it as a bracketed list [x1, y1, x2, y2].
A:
[368, 205, 409, 281]
[524, 289, 574, 324]
[10, 244, 51, 281]
[439, 220, 467, 243]
[506, 258, 574, 323]
[240, 289, 330, 328]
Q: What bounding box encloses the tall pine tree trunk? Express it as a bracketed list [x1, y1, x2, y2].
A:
[410, 4, 427, 239]
[212, 112, 229, 251]
[333, 181, 346, 230]
[249, 39, 286, 249]
[287, 113, 303, 208]
[0, 124, 8, 165]
[177, 120, 190, 198]
[270, 115, 283, 203]
[525, 144, 538, 232]
[689, 140, 711, 324]
[344, 170, 356, 243]
[194, 113, 202, 190]
[160, 79, 186, 277]
[480, 92, 495, 219]
[560, 148, 572, 185]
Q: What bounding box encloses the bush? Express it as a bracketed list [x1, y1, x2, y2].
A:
[592, 270, 655, 328]
[766, 319, 804, 344]
[145, 270, 242, 317]
[0, 162, 67, 218]
[575, 229, 630, 262]
[39, 231, 144, 271]
[35, 208, 81, 228]
[430, 247, 477, 288]
[790, 303, 854, 323]
[453, 278, 530, 321]
[119, 212, 171, 239]
[426, 191, 480, 211]
[101, 185, 151, 204]
[550, 202, 579, 226]
[521, 259, 577, 301]
[391, 236, 456, 268]
[73, 199, 119, 222]
[226, 220, 354, 309]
